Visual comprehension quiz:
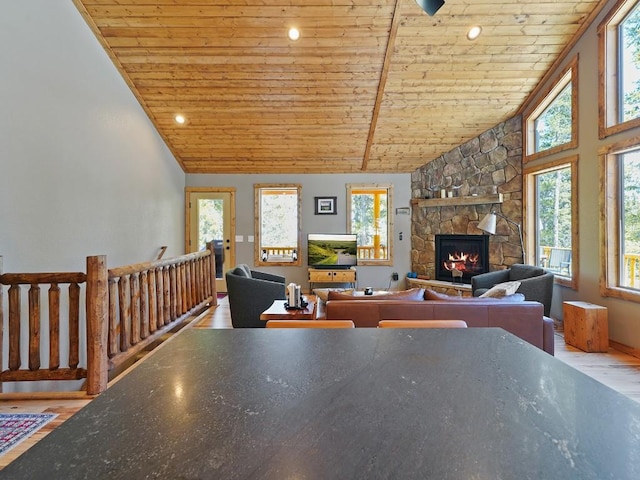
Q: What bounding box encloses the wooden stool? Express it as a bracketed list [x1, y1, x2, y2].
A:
[563, 301, 608, 352]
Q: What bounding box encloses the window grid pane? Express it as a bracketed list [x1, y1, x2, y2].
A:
[351, 189, 389, 261]
[620, 3, 640, 123]
[535, 167, 573, 277]
[534, 83, 572, 152]
[260, 190, 298, 247]
[620, 150, 640, 289]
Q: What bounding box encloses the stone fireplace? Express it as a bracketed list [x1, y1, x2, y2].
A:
[410, 115, 523, 279]
[435, 234, 489, 284]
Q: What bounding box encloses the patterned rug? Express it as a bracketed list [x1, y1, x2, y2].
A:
[0, 413, 57, 455]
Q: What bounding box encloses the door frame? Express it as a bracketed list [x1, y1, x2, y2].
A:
[185, 187, 236, 293]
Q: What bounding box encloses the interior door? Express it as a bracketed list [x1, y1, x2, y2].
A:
[186, 188, 235, 293]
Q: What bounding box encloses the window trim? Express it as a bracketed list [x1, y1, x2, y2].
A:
[598, 0, 640, 138]
[346, 183, 394, 266]
[254, 183, 302, 267]
[600, 137, 640, 302]
[524, 155, 579, 290]
[523, 56, 579, 163]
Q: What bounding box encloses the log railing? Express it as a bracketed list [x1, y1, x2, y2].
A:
[106, 246, 216, 377]
[0, 245, 216, 397]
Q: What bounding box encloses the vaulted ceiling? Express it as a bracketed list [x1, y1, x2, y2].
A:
[73, 0, 604, 174]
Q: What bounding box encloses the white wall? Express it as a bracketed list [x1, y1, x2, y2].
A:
[524, 0, 640, 349]
[0, 1, 185, 273]
[186, 174, 413, 291]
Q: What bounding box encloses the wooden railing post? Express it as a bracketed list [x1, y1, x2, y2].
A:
[86, 255, 109, 395]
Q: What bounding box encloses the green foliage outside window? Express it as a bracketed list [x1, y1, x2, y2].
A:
[198, 199, 223, 250]
[536, 167, 572, 250]
[260, 190, 298, 247]
[534, 83, 572, 152]
[622, 151, 640, 255]
[621, 3, 640, 122]
[351, 193, 388, 252]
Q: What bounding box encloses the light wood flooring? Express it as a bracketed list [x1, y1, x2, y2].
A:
[1, 295, 639, 470]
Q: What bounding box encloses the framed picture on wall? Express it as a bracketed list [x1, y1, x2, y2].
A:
[314, 196, 337, 215]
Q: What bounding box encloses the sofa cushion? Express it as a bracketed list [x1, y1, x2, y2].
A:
[509, 264, 544, 281]
[313, 288, 354, 303]
[424, 288, 525, 302]
[479, 281, 521, 298]
[327, 288, 425, 302]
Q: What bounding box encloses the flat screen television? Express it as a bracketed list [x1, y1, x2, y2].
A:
[308, 233, 357, 269]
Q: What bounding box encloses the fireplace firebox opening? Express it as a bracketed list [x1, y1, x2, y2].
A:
[434, 234, 490, 284]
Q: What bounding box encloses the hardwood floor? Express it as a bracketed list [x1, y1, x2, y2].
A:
[1, 295, 639, 470]
[0, 398, 91, 469]
[554, 331, 640, 403]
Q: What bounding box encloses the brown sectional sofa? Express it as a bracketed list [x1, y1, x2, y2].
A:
[318, 298, 554, 355]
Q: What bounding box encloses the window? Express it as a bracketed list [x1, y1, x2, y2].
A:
[599, 0, 640, 137]
[524, 57, 578, 161]
[524, 157, 578, 289]
[254, 184, 301, 266]
[601, 140, 640, 302]
[347, 184, 393, 266]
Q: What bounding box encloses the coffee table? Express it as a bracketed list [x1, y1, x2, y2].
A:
[259, 298, 316, 321]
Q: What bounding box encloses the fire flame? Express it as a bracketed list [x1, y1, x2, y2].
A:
[443, 251, 479, 272]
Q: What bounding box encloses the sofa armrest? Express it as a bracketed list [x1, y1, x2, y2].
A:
[251, 270, 286, 284]
[516, 273, 554, 317]
[471, 270, 510, 295]
[542, 316, 555, 356]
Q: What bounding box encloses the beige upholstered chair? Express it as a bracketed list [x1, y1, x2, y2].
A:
[378, 320, 468, 328]
[266, 320, 355, 328]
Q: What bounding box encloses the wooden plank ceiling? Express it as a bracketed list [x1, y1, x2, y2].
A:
[73, 0, 602, 174]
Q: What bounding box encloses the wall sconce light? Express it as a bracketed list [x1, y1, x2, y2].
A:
[415, 0, 445, 16]
[478, 211, 525, 262]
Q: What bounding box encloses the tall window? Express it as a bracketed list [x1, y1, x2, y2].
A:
[601, 140, 640, 302]
[524, 57, 578, 161]
[254, 184, 301, 266]
[599, 0, 640, 137]
[524, 157, 578, 289]
[347, 184, 393, 266]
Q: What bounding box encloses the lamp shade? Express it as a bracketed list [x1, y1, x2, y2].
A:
[477, 213, 497, 235]
[415, 0, 445, 16]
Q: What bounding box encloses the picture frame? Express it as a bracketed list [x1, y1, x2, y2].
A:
[314, 196, 337, 215]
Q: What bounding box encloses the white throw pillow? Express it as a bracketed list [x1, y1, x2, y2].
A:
[479, 281, 521, 298]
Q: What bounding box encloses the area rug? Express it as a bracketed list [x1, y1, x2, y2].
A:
[217, 293, 227, 299]
[0, 413, 57, 455]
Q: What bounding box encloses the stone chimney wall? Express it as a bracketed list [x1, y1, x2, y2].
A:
[410, 115, 523, 278]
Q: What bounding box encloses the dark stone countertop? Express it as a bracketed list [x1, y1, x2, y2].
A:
[3, 328, 640, 479]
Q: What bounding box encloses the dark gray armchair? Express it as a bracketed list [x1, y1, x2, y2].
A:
[225, 264, 286, 328]
[471, 264, 554, 317]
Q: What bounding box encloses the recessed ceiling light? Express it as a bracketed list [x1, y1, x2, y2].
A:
[467, 26, 482, 41]
[175, 114, 186, 124]
[288, 28, 300, 41]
